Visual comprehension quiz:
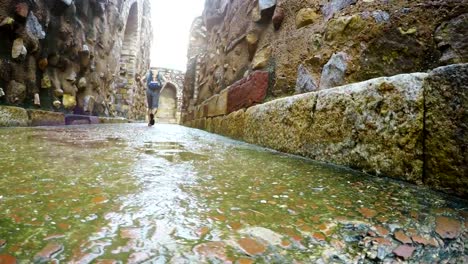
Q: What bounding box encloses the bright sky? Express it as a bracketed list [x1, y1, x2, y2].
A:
[150, 0, 205, 71]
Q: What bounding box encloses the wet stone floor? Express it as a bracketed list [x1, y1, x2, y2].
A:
[0, 124, 467, 264]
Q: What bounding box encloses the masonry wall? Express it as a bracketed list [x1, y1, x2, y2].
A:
[182, 0, 467, 122]
[182, 0, 468, 197]
[185, 64, 468, 198]
[0, 0, 152, 120]
[152, 67, 185, 123]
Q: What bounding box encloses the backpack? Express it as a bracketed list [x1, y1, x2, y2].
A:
[148, 72, 162, 90]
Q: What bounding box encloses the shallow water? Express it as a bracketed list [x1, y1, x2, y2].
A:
[0, 124, 466, 263]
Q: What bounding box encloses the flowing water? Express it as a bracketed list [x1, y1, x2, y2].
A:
[0, 124, 466, 263]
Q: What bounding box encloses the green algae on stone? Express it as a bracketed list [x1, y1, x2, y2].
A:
[424, 64, 468, 197]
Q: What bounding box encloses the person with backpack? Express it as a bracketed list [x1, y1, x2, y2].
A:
[146, 68, 165, 126]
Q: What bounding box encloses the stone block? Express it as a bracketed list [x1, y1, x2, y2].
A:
[227, 71, 269, 114]
[424, 64, 468, 197]
[211, 116, 223, 134]
[221, 109, 246, 140]
[195, 105, 204, 119]
[206, 90, 228, 117]
[0, 106, 28, 127]
[216, 88, 228, 116]
[98, 117, 129, 124]
[187, 111, 195, 122]
[28, 110, 65, 126]
[296, 8, 319, 29]
[206, 95, 219, 117]
[251, 46, 271, 70]
[194, 118, 206, 129]
[244, 93, 316, 153]
[205, 117, 213, 132]
[304, 73, 427, 183]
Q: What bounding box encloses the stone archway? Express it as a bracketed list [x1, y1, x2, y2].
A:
[120, 2, 139, 77]
[156, 83, 178, 123]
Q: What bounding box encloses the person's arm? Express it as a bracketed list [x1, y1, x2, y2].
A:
[146, 72, 151, 87]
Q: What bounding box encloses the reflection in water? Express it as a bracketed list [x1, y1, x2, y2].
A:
[0, 124, 466, 263]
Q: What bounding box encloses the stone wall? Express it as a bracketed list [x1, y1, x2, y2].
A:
[185, 64, 468, 198]
[181, 1, 468, 196]
[0, 0, 152, 120]
[152, 67, 184, 123]
[182, 0, 467, 122]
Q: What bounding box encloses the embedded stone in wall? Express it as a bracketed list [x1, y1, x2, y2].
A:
[259, 0, 277, 20]
[216, 89, 228, 116]
[0, 106, 29, 127]
[204, 88, 228, 118]
[63, 94, 77, 109]
[206, 95, 219, 117]
[26, 13, 45, 39]
[296, 8, 319, 29]
[434, 14, 468, 65]
[15, 2, 29, 19]
[252, 46, 271, 70]
[27, 110, 65, 126]
[6, 80, 26, 104]
[296, 64, 318, 94]
[321, 0, 357, 20]
[203, 0, 229, 31]
[246, 32, 259, 60]
[227, 71, 269, 114]
[12, 38, 27, 59]
[272, 7, 285, 30]
[319, 52, 348, 90]
[424, 64, 468, 197]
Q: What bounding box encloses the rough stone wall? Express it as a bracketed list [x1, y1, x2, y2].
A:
[181, 0, 468, 196]
[152, 67, 184, 123]
[185, 64, 468, 198]
[182, 0, 468, 122]
[182, 17, 207, 116]
[0, 0, 152, 120]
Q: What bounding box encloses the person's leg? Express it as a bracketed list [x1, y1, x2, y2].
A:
[147, 108, 152, 124]
[151, 90, 160, 123]
[146, 89, 154, 126]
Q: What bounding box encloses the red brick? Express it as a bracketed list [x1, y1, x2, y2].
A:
[227, 71, 269, 113]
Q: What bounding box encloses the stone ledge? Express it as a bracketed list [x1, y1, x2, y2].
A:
[0, 106, 29, 127]
[28, 110, 65, 126]
[0, 107, 130, 127]
[98, 117, 129, 124]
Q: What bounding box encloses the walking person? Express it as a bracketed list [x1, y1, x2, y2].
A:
[145, 68, 165, 126]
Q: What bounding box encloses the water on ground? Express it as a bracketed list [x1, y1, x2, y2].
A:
[0, 124, 466, 263]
